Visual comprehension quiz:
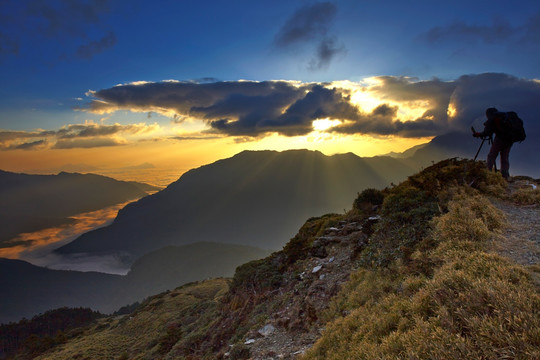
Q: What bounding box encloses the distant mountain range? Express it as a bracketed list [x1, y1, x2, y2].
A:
[0, 170, 160, 246]
[56, 149, 420, 259]
[0, 242, 268, 324]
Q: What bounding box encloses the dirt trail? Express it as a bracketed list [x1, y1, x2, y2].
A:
[490, 178, 540, 266]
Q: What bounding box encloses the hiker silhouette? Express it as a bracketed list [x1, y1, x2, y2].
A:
[472, 107, 512, 180]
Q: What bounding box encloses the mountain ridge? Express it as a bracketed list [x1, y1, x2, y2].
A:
[57, 149, 419, 259]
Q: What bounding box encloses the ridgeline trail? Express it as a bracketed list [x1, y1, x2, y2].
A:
[490, 178, 540, 267]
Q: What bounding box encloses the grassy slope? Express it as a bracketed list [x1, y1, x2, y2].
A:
[34, 159, 540, 359]
[35, 279, 228, 360]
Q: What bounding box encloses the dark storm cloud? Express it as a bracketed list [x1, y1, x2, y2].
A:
[333, 73, 540, 137]
[446, 73, 540, 133]
[330, 103, 443, 138]
[83, 81, 366, 137]
[208, 85, 362, 136]
[274, 2, 345, 70]
[367, 76, 457, 130]
[84, 80, 311, 116]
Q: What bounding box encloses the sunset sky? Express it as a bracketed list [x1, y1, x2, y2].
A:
[1, 0, 539, 183]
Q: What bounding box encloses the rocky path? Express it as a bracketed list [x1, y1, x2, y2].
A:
[490, 178, 540, 266]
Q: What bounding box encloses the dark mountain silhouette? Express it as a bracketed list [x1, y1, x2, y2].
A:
[0, 242, 268, 324]
[56, 150, 418, 260]
[0, 170, 160, 246]
[0, 258, 121, 324]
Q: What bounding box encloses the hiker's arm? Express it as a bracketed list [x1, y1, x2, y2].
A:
[477, 119, 494, 137]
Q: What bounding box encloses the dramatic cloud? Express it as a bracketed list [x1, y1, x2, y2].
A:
[274, 2, 346, 70]
[0, 122, 159, 150]
[79, 73, 540, 139]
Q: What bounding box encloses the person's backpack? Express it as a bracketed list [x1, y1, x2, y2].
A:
[497, 111, 526, 143]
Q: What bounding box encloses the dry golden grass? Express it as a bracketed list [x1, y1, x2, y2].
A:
[511, 187, 540, 205]
[303, 186, 539, 360]
[35, 279, 228, 360]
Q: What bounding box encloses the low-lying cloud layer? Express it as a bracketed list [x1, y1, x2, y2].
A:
[0, 122, 158, 151]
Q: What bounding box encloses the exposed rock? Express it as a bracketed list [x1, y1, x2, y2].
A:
[309, 241, 328, 258]
[258, 324, 276, 337]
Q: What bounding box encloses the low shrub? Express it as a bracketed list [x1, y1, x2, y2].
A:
[512, 187, 540, 205]
[353, 188, 384, 212]
[230, 258, 283, 294]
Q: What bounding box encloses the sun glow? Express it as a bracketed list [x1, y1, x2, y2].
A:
[312, 119, 341, 131]
[447, 103, 457, 118]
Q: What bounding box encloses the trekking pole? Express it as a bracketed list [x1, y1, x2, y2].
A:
[474, 137, 486, 161]
[471, 126, 485, 161]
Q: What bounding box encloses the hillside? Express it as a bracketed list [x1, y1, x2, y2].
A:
[31, 159, 540, 359]
[0, 170, 160, 246]
[0, 242, 268, 324]
[57, 150, 418, 260]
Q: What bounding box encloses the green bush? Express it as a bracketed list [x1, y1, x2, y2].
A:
[353, 188, 384, 210]
[230, 258, 283, 294]
[360, 185, 440, 267]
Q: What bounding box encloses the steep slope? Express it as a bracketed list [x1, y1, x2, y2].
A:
[57, 150, 417, 259]
[0, 242, 268, 324]
[34, 159, 540, 359]
[0, 170, 160, 245]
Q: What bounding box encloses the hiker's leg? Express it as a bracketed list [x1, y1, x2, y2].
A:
[486, 143, 499, 171]
[500, 143, 512, 179]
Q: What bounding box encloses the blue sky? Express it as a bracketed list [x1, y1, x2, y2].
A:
[1, 0, 539, 172]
